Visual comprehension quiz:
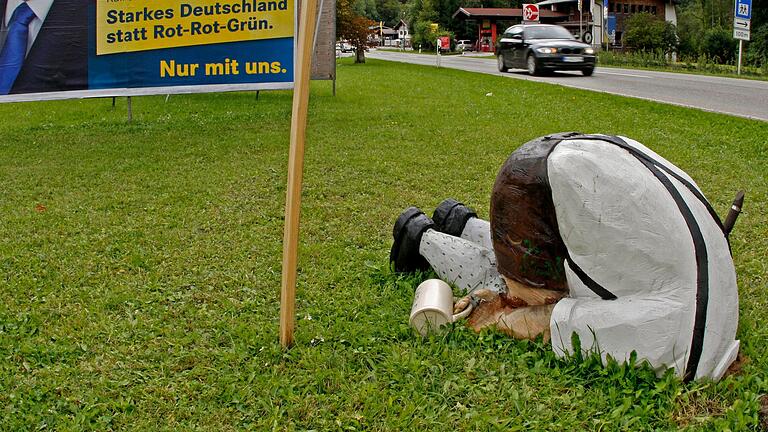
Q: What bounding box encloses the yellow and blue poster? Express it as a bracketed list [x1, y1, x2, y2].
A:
[0, 0, 295, 102]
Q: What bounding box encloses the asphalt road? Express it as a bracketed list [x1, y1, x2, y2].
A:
[367, 50, 768, 121]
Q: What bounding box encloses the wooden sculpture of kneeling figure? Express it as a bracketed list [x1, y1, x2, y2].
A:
[390, 133, 743, 382]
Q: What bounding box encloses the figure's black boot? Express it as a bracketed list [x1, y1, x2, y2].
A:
[390, 207, 435, 273]
[432, 198, 477, 237]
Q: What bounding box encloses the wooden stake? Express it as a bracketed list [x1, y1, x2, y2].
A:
[723, 190, 745, 237]
[280, 0, 318, 348]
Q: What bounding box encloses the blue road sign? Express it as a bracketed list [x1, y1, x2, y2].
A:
[735, 0, 752, 20]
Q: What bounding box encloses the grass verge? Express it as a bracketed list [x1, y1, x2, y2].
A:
[598, 51, 768, 81]
[0, 57, 766, 430]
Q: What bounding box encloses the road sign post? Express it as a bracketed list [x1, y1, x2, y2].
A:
[578, 0, 582, 43]
[733, 0, 752, 75]
[603, 0, 609, 50]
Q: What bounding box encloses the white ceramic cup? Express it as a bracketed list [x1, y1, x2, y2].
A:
[409, 279, 474, 336]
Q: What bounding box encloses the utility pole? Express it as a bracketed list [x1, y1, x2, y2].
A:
[579, 0, 583, 42]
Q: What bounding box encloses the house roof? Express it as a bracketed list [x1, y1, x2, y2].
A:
[368, 25, 398, 35]
[393, 20, 409, 30]
[536, 0, 577, 5]
[452, 7, 568, 19]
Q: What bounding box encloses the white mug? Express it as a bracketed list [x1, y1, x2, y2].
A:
[409, 279, 474, 336]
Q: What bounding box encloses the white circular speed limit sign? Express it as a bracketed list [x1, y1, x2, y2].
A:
[523, 4, 540, 21]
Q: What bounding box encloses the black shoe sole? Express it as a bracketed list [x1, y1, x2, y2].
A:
[432, 198, 477, 237]
[390, 207, 435, 273]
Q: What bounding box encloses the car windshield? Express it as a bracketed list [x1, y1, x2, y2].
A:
[525, 26, 574, 40]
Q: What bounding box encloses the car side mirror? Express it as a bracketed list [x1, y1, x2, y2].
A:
[512, 34, 522, 40]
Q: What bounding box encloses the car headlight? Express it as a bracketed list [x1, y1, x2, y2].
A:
[584, 47, 595, 54]
[535, 47, 557, 54]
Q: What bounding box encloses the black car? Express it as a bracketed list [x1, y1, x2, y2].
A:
[495, 24, 596, 76]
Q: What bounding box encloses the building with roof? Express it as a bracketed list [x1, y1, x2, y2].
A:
[369, 23, 399, 46]
[452, 7, 570, 51]
[535, 0, 596, 43]
[453, 0, 677, 49]
[393, 20, 411, 47]
[535, 0, 678, 47]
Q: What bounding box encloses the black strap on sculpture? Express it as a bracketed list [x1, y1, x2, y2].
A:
[560, 133, 710, 382]
[542, 133, 619, 301]
[565, 252, 618, 300]
[570, 134, 727, 235]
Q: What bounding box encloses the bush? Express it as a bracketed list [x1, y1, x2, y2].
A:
[598, 50, 766, 77]
[623, 12, 678, 53]
[746, 24, 768, 67]
[410, 21, 432, 50]
[410, 21, 452, 51]
[700, 27, 737, 63]
[599, 50, 671, 67]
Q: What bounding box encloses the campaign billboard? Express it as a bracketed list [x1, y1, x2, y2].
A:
[606, 14, 616, 44]
[0, 0, 296, 102]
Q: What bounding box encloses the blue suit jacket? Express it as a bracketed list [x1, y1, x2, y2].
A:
[0, 0, 88, 94]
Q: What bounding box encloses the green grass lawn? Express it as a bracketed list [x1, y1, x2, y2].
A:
[1, 58, 766, 431]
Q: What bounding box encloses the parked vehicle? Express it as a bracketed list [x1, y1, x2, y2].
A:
[495, 24, 596, 76]
[456, 40, 474, 52]
[336, 42, 354, 53]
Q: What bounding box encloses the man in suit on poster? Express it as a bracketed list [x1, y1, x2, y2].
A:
[0, 0, 87, 95]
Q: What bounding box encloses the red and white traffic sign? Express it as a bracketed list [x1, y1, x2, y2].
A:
[523, 4, 540, 22]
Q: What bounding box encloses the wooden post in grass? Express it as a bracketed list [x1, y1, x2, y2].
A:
[280, 0, 319, 348]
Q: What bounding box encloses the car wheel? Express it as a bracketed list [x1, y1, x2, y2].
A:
[526, 54, 540, 76]
[582, 67, 595, 76]
[497, 55, 508, 72]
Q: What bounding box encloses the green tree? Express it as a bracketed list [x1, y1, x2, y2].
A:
[434, 0, 460, 30]
[337, 0, 376, 62]
[675, 0, 767, 66]
[746, 24, 768, 67]
[408, 0, 438, 49]
[746, 0, 768, 67]
[376, 0, 405, 27]
[624, 12, 678, 53]
[700, 27, 737, 62]
[410, 21, 435, 49]
[353, 0, 379, 20]
[676, 2, 705, 59]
